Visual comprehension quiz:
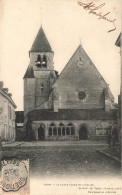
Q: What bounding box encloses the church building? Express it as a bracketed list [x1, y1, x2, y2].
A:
[23, 26, 117, 141]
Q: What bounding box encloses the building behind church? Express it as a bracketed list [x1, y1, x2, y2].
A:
[23, 26, 118, 141]
[115, 33, 122, 142]
[15, 111, 24, 141]
[0, 81, 17, 143]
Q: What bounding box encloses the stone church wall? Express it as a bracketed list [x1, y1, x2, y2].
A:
[53, 45, 115, 111]
[24, 78, 35, 115]
[23, 26, 117, 143]
[30, 52, 54, 71]
[31, 119, 117, 141]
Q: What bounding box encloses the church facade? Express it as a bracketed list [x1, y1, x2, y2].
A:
[23, 26, 117, 141]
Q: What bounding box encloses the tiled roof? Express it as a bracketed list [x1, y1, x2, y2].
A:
[0, 82, 17, 109]
[53, 44, 114, 106]
[30, 26, 52, 52]
[115, 33, 121, 47]
[23, 66, 34, 78]
[27, 109, 117, 120]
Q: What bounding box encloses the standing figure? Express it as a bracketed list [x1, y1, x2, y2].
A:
[107, 126, 112, 148]
[112, 124, 118, 147]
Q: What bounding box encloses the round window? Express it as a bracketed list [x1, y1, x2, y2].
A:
[78, 91, 86, 100]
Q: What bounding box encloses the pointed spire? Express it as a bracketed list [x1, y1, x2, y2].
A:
[30, 26, 53, 52]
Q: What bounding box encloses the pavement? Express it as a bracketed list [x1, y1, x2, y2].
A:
[97, 147, 121, 164]
[2, 140, 108, 147]
[1, 140, 121, 178]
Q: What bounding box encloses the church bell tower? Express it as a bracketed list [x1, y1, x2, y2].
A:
[24, 26, 56, 115]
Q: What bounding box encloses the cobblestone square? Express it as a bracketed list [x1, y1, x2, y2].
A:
[2, 141, 121, 178]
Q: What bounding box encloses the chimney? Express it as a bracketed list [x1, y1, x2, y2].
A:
[3, 88, 9, 93]
[8, 93, 12, 97]
[0, 81, 3, 89]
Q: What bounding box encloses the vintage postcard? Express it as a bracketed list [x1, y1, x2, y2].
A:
[0, 0, 121, 194]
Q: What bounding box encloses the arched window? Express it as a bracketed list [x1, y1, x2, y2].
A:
[66, 123, 75, 135]
[37, 55, 41, 62]
[36, 55, 41, 67]
[58, 127, 61, 136]
[71, 126, 75, 135]
[43, 55, 47, 63]
[41, 83, 44, 92]
[66, 127, 70, 135]
[41, 55, 47, 68]
[62, 127, 65, 136]
[35, 55, 47, 68]
[49, 123, 57, 136]
[49, 127, 52, 136]
[58, 123, 65, 136]
[53, 126, 57, 135]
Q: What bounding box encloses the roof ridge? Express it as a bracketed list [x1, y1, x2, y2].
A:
[23, 65, 34, 78]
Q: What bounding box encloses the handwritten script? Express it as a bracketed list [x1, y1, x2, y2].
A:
[77, 1, 116, 33]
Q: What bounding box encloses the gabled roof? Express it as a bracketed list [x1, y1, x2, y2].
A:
[55, 45, 108, 85]
[0, 86, 17, 109]
[27, 109, 117, 120]
[115, 33, 121, 47]
[53, 44, 114, 102]
[23, 66, 34, 79]
[30, 26, 52, 52]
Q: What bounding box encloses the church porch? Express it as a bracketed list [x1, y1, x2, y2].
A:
[31, 119, 117, 141]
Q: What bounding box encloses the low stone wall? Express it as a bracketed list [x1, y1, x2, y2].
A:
[45, 135, 78, 141]
[90, 135, 107, 141]
[16, 127, 26, 141]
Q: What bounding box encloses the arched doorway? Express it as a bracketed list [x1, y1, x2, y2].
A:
[38, 124, 45, 140]
[79, 125, 88, 140]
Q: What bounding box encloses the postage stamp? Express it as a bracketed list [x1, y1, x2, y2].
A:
[0, 159, 29, 194]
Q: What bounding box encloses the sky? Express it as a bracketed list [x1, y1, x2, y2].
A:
[0, 0, 121, 110]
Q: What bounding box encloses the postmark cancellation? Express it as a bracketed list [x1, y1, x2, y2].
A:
[0, 159, 29, 194]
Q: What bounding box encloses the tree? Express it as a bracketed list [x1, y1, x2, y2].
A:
[26, 116, 33, 141]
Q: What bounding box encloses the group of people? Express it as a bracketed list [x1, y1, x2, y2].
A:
[107, 124, 118, 148]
